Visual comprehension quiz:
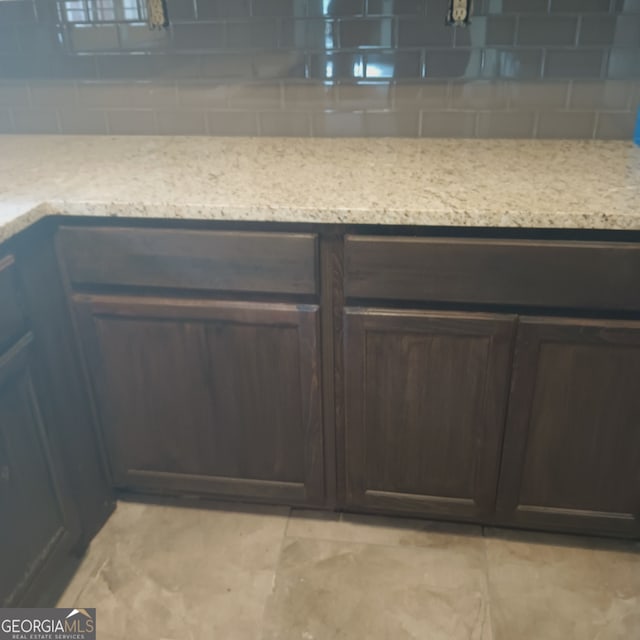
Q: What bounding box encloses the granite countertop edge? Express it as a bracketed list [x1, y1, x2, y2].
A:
[1, 136, 639, 245]
[2, 199, 640, 246]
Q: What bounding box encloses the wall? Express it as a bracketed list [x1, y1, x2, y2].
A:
[0, 0, 638, 138]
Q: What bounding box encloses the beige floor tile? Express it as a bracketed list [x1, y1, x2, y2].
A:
[287, 508, 482, 547]
[57, 500, 289, 640]
[485, 529, 640, 640]
[262, 535, 492, 640]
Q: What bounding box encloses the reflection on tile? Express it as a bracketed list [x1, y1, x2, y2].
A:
[58, 501, 289, 640]
[485, 528, 640, 640]
[262, 536, 492, 640]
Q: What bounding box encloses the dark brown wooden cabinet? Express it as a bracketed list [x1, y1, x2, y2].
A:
[0, 334, 80, 606]
[344, 308, 515, 520]
[497, 317, 640, 537]
[72, 295, 325, 506]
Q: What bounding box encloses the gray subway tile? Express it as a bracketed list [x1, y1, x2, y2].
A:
[364, 110, 420, 136]
[68, 24, 119, 52]
[279, 18, 337, 49]
[607, 49, 640, 78]
[227, 83, 282, 108]
[499, 0, 549, 12]
[107, 109, 157, 134]
[29, 81, 77, 108]
[172, 23, 226, 50]
[96, 54, 153, 79]
[544, 49, 604, 78]
[166, 0, 197, 20]
[426, 50, 481, 78]
[58, 108, 108, 134]
[12, 107, 60, 133]
[550, 0, 611, 11]
[613, 15, 640, 46]
[450, 80, 509, 108]
[258, 110, 311, 135]
[485, 16, 517, 46]
[517, 16, 578, 47]
[206, 109, 258, 134]
[537, 110, 597, 138]
[197, 0, 251, 19]
[579, 16, 617, 46]
[177, 81, 231, 107]
[397, 18, 453, 47]
[311, 110, 367, 135]
[282, 82, 337, 109]
[155, 109, 207, 134]
[340, 18, 395, 48]
[365, 51, 422, 79]
[570, 80, 632, 109]
[306, 0, 364, 17]
[226, 20, 280, 50]
[77, 82, 133, 107]
[393, 82, 449, 108]
[0, 109, 14, 133]
[595, 111, 636, 139]
[483, 48, 543, 79]
[420, 110, 477, 137]
[476, 110, 536, 137]
[128, 82, 178, 107]
[0, 81, 30, 107]
[509, 81, 569, 108]
[336, 83, 393, 109]
[368, 0, 423, 15]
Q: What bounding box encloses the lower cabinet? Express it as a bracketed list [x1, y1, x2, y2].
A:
[497, 317, 640, 537]
[0, 335, 80, 606]
[73, 295, 325, 506]
[344, 308, 515, 520]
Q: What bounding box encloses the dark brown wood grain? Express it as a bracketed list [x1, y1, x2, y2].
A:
[57, 226, 319, 295]
[72, 295, 325, 507]
[0, 334, 80, 606]
[344, 308, 516, 520]
[344, 235, 640, 311]
[19, 236, 114, 548]
[497, 316, 640, 537]
[0, 254, 27, 353]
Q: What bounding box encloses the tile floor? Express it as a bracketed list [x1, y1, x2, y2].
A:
[57, 499, 640, 640]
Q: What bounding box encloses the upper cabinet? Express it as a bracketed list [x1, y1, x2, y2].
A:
[497, 317, 640, 537]
[344, 308, 515, 520]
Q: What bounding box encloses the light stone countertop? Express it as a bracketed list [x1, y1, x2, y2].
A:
[1, 135, 640, 244]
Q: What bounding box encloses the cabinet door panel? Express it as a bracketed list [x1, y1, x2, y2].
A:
[74, 296, 324, 506]
[0, 336, 79, 606]
[497, 317, 640, 536]
[344, 309, 515, 519]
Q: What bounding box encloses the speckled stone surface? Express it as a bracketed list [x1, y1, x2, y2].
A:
[1, 135, 639, 244]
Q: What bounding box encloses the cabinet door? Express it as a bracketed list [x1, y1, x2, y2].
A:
[344, 309, 515, 520]
[0, 335, 80, 606]
[497, 317, 640, 537]
[73, 295, 324, 506]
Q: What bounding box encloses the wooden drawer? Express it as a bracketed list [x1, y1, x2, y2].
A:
[57, 227, 318, 295]
[0, 255, 27, 352]
[345, 236, 640, 311]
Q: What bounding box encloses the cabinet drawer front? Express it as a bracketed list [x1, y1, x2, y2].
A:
[57, 227, 318, 295]
[0, 255, 27, 353]
[345, 236, 640, 311]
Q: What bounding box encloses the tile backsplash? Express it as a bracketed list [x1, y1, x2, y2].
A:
[0, 0, 638, 138]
